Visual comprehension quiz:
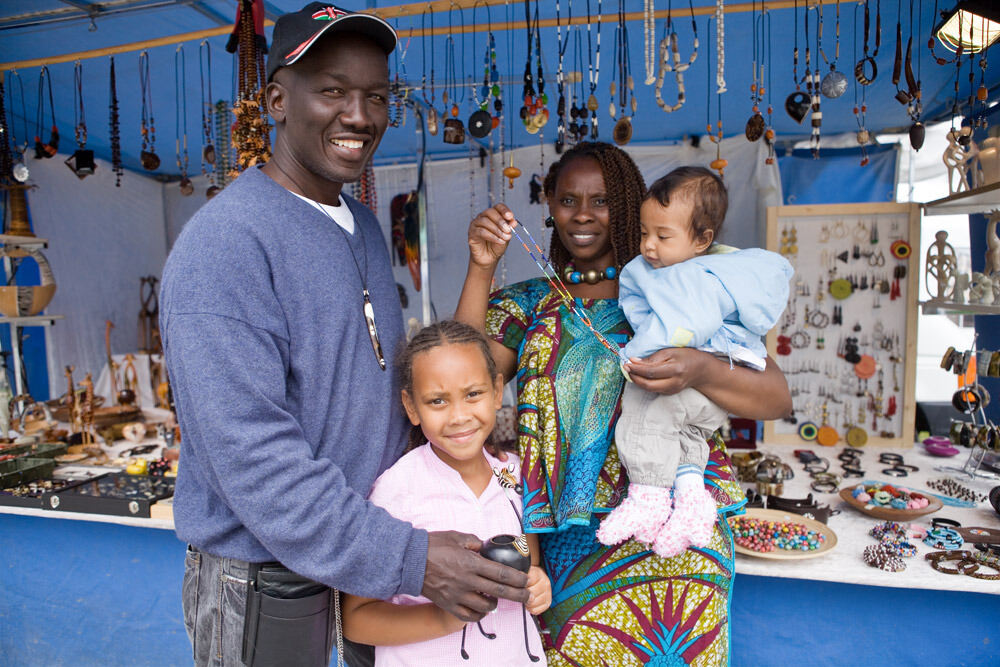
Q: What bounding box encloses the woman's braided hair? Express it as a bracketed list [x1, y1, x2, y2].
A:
[542, 142, 646, 274]
[397, 320, 499, 451]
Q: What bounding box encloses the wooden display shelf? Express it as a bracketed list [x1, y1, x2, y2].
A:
[0, 314, 64, 326]
[922, 182, 1000, 216]
[920, 300, 1000, 316]
[0, 234, 48, 249]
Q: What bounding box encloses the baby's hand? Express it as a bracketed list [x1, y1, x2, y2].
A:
[526, 565, 552, 615]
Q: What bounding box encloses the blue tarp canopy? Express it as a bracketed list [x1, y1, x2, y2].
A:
[1, 0, 997, 173]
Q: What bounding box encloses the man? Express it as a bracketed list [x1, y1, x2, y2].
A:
[161, 5, 529, 666]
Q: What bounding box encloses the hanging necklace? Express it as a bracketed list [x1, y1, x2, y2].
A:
[138, 51, 160, 170]
[8, 71, 29, 183]
[175, 46, 193, 195]
[855, 0, 881, 85]
[585, 0, 602, 140]
[908, 0, 926, 148]
[421, 9, 438, 135]
[389, 26, 411, 129]
[72, 62, 87, 153]
[853, 2, 872, 166]
[785, 0, 810, 123]
[555, 0, 569, 152]
[973, 14, 989, 129]
[762, 10, 776, 164]
[0, 77, 14, 185]
[746, 0, 766, 141]
[67, 60, 95, 179]
[610, 0, 636, 145]
[199, 41, 218, 197]
[109, 57, 123, 186]
[34, 66, 58, 160]
[276, 163, 386, 371]
[654, 0, 699, 114]
[808, 5, 822, 159]
[232, 0, 271, 174]
[568, 28, 587, 143]
[441, 9, 466, 143]
[521, 1, 548, 136]
[643, 0, 656, 85]
[470, 5, 499, 139]
[820, 0, 847, 98]
[706, 18, 726, 176]
[714, 0, 726, 94]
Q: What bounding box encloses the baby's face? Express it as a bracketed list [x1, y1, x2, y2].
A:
[639, 198, 705, 269]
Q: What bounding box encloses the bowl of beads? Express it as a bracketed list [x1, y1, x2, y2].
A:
[728, 508, 837, 560]
[839, 483, 943, 520]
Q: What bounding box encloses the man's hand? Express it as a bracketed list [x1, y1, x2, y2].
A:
[525, 565, 552, 615]
[422, 531, 530, 623]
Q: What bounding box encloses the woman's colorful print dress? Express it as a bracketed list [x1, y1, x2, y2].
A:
[487, 279, 746, 666]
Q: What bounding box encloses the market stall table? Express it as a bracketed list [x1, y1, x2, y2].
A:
[2, 442, 998, 666]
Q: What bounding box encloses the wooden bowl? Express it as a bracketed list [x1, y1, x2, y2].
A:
[838, 484, 943, 520]
[728, 508, 838, 560]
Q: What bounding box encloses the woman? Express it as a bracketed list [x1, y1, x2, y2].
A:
[456, 142, 791, 666]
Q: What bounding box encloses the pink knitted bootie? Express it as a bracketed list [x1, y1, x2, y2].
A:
[597, 484, 673, 546]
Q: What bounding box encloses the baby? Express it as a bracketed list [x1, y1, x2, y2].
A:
[597, 166, 793, 557]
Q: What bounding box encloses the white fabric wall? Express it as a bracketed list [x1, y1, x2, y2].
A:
[16, 154, 167, 398]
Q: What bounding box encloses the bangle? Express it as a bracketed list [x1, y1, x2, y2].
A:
[965, 562, 1000, 580]
[932, 518, 962, 529]
[924, 527, 963, 550]
[930, 557, 979, 575]
[804, 458, 830, 474]
[841, 464, 865, 477]
[882, 466, 908, 477]
[863, 543, 906, 572]
[811, 479, 839, 493]
[894, 463, 919, 472]
[878, 453, 903, 464]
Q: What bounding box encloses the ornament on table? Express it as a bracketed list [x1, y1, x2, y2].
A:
[952, 273, 970, 305]
[985, 212, 1000, 277]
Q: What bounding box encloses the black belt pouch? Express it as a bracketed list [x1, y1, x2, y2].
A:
[241, 563, 333, 667]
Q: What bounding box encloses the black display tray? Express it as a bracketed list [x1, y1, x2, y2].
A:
[42, 473, 175, 518]
[0, 476, 90, 509]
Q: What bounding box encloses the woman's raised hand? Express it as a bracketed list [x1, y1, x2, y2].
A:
[468, 204, 519, 270]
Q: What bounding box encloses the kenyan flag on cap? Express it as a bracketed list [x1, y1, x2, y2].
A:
[311, 7, 348, 20]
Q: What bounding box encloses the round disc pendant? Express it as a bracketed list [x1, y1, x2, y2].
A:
[745, 113, 765, 142]
[821, 70, 848, 99]
[829, 278, 853, 300]
[613, 117, 633, 145]
[140, 150, 161, 171]
[468, 109, 492, 138]
[12, 162, 29, 183]
[203, 144, 216, 165]
[846, 426, 868, 448]
[816, 425, 840, 447]
[179, 177, 194, 196]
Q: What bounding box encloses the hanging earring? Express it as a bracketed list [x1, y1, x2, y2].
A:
[544, 215, 555, 228]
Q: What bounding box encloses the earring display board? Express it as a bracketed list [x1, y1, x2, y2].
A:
[763, 203, 921, 448]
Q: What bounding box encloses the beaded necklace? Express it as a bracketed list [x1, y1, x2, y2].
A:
[420, 8, 437, 134]
[520, 1, 548, 135]
[232, 0, 270, 173]
[0, 78, 13, 185]
[609, 0, 635, 145]
[109, 57, 123, 186]
[72, 62, 87, 151]
[807, 6, 822, 158]
[714, 0, 726, 93]
[510, 223, 628, 365]
[33, 66, 58, 160]
[138, 51, 160, 170]
[174, 46, 193, 194]
[705, 20, 725, 177]
[785, 0, 810, 124]
[654, 0, 698, 114]
[585, 0, 602, 140]
[853, 3, 872, 166]
[8, 71, 29, 183]
[198, 42, 218, 196]
[746, 1, 765, 142]
[555, 0, 568, 152]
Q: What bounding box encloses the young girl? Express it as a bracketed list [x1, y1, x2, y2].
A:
[341, 320, 550, 666]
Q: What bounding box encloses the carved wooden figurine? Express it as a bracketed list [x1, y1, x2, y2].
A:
[925, 231, 958, 301]
[986, 211, 1000, 277]
[943, 127, 982, 195]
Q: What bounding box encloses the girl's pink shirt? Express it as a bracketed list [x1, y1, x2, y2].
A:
[367, 443, 545, 666]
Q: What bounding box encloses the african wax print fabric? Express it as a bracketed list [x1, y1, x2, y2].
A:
[487, 278, 746, 666]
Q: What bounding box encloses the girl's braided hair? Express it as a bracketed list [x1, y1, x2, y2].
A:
[397, 320, 499, 451]
[542, 142, 646, 274]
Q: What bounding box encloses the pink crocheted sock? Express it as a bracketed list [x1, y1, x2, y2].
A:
[597, 484, 672, 546]
[652, 477, 717, 557]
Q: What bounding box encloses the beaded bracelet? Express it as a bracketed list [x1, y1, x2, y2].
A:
[863, 543, 906, 572]
[870, 520, 908, 540]
[926, 550, 979, 575]
[924, 527, 964, 550]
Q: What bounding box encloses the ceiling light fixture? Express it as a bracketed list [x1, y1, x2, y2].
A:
[934, 0, 1000, 53]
